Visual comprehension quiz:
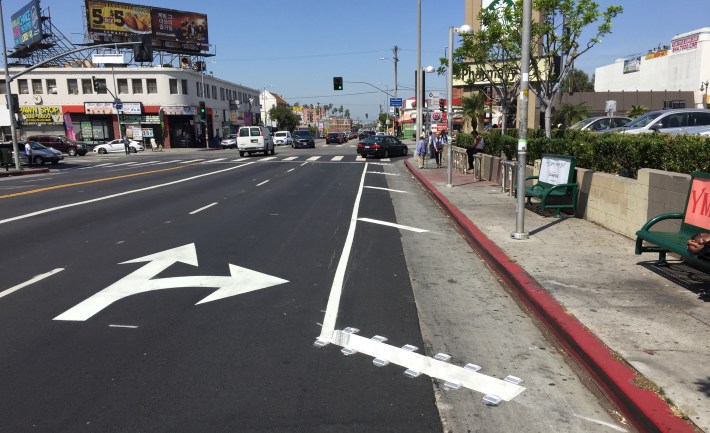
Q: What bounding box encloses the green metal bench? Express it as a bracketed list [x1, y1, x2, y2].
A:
[636, 172, 710, 268]
[524, 154, 578, 217]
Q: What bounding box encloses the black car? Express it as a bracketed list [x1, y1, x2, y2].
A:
[292, 130, 315, 148]
[326, 132, 346, 144]
[358, 130, 376, 140]
[357, 135, 409, 158]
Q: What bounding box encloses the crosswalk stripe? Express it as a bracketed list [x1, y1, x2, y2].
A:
[331, 156, 344, 161]
[282, 156, 298, 161]
[307, 156, 321, 161]
[260, 157, 277, 161]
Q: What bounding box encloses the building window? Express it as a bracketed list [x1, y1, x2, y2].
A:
[46, 79, 57, 94]
[196, 81, 202, 97]
[212, 85, 217, 99]
[67, 79, 79, 95]
[204, 82, 209, 99]
[169, 79, 178, 94]
[146, 78, 157, 94]
[0, 80, 5, 94]
[117, 79, 129, 94]
[132, 79, 143, 94]
[238, 91, 242, 102]
[95, 79, 107, 94]
[32, 79, 43, 94]
[181, 79, 188, 95]
[18, 79, 28, 94]
[82, 79, 93, 94]
[220, 87, 225, 101]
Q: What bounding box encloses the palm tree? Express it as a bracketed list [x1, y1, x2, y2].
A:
[460, 92, 487, 133]
[552, 103, 588, 129]
[626, 104, 648, 118]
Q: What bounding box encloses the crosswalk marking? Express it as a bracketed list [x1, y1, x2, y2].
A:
[331, 156, 344, 161]
[282, 156, 298, 161]
[307, 156, 321, 161]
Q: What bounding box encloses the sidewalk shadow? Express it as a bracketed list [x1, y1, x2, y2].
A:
[638, 260, 710, 300]
[695, 376, 710, 397]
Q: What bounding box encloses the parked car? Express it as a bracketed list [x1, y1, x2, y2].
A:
[11, 141, 64, 165]
[326, 132, 346, 144]
[220, 134, 237, 149]
[236, 126, 274, 157]
[358, 130, 376, 140]
[357, 135, 409, 158]
[273, 131, 294, 146]
[26, 135, 88, 156]
[93, 139, 144, 154]
[292, 130, 315, 148]
[568, 116, 631, 131]
[616, 109, 710, 134]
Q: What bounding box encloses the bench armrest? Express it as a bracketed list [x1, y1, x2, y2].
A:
[525, 176, 539, 181]
[638, 212, 684, 232]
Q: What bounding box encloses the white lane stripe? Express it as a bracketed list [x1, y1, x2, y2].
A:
[367, 171, 399, 176]
[331, 156, 344, 161]
[358, 217, 428, 233]
[319, 163, 368, 339]
[0, 163, 256, 225]
[329, 331, 526, 401]
[380, 158, 391, 162]
[109, 324, 139, 329]
[287, 168, 295, 172]
[189, 202, 218, 215]
[93, 163, 115, 167]
[110, 162, 140, 167]
[307, 156, 320, 161]
[363, 186, 409, 194]
[179, 159, 205, 163]
[260, 157, 277, 161]
[283, 157, 298, 161]
[0, 268, 64, 299]
[256, 180, 269, 187]
[206, 158, 226, 162]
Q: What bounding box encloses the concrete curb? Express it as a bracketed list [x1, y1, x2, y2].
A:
[0, 167, 50, 177]
[404, 159, 698, 433]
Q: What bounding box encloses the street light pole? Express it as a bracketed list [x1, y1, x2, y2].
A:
[416, 0, 422, 144]
[0, 1, 21, 170]
[446, 24, 472, 187]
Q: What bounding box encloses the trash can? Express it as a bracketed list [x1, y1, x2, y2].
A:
[1, 148, 11, 170]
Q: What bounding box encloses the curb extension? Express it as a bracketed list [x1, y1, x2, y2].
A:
[404, 159, 698, 433]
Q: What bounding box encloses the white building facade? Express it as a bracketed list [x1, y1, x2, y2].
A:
[595, 28, 710, 109]
[1, 65, 261, 148]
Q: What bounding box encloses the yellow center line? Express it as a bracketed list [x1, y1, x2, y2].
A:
[0, 163, 203, 199]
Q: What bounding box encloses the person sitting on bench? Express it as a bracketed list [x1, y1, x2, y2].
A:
[687, 232, 710, 257]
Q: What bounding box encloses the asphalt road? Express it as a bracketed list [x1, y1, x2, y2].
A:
[0, 142, 633, 432]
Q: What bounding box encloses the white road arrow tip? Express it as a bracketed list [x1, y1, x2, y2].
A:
[195, 264, 289, 305]
[121, 243, 199, 267]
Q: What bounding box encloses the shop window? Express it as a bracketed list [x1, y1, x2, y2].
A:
[32, 79, 43, 94]
[196, 81, 202, 97]
[18, 79, 29, 94]
[117, 79, 129, 94]
[181, 79, 188, 95]
[132, 79, 143, 94]
[146, 78, 157, 94]
[67, 79, 79, 95]
[169, 79, 178, 94]
[46, 79, 57, 94]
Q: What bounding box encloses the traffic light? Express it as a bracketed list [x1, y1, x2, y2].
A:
[333, 77, 343, 91]
[133, 34, 153, 63]
[439, 98, 445, 111]
[92, 76, 101, 93]
[199, 101, 206, 116]
[10, 93, 19, 114]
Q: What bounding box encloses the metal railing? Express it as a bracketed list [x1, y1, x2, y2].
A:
[500, 159, 517, 196]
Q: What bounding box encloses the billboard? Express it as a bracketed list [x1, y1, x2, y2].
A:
[11, 0, 42, 49]
[85, 0, 209, 53]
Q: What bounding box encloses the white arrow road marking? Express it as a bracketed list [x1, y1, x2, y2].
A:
[357, 218, 429, 233]
[329, 331, 526, 401]
[54, 244, 288, 322]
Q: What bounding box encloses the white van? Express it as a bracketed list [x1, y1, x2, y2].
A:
[618, 109, 710, 134]
[236, 126, 275, 157]
[273, 131, 293, 146]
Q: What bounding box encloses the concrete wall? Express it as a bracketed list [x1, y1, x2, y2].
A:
[485, 155, 692, 240]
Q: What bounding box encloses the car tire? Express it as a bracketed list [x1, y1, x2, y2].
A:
[384, 149, 390, 158]
[98, 148, 108, 154]
[67, 147, 77, 156]
[239, 151, 245, 157]
[402, 147, 408, 156]
[52, 161, 59, 165]
[34, 156, 45, 165]
[131, 147, 137, 153]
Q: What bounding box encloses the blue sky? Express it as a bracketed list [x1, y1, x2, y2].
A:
[3, 0, 710, 121]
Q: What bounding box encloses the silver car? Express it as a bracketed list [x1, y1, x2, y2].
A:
[12, 141, 64, 165]
[220, 134, 237, 149]
[617, 109, 710, 134]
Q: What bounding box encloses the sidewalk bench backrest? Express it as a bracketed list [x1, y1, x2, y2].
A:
[681, 172, 710, 237]
[538, 154, 576, 187]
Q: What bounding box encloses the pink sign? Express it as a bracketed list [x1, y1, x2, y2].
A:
[684, 177, 710, 228]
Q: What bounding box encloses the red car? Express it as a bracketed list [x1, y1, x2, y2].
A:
[326, 132, 346, 144]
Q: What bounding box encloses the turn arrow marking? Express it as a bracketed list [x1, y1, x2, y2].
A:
[54, 244, 289, 321]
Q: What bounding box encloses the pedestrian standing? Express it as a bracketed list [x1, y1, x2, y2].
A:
[123, 136, 130, 155]
[433, 132, 443, 168]
[24, 141, 33, 167]
[466, 131, 485, 172]
[416, 134, 427, 169]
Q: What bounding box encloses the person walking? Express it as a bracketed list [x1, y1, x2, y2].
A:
[123, 135, 131, 155]
[24, 141, 33, 167]
[416, 134, 427, 169]
[432, 132, 443, 168]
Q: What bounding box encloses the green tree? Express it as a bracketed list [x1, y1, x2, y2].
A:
[269, 105, 300, 131]
[552, 103, 588, 128]
[528, 0, 623, 138]
[562, 68, 594, 92]
[344, 109, 351, 119]
[626, 104, 648, 118]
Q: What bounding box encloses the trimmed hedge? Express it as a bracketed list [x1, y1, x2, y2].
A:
[460, 129, 710, 178]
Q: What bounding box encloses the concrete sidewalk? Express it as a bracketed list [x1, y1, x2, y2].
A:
[404, 156, 710, 433]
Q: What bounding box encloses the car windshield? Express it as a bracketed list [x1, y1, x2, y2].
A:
[29, 142, 47, 149]
[624, 112, 662, 128]
[293, 131, 311, 137]
[274, 132, 287, 137]
[364, 136, 385, 144]
[568, 118, 596, 130]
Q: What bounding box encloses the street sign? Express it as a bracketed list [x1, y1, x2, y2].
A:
[389, 98, 403, 107]
[114, 99, 123, 110]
